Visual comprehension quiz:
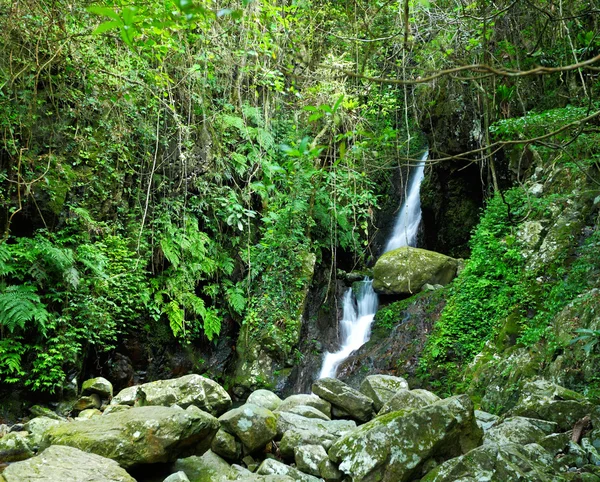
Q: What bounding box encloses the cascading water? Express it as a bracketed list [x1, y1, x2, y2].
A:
[384, 150, 428, 252]
[318, 150, 428, 379]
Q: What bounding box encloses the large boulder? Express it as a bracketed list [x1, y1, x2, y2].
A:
[359, 375, 409, 412]
[328, 394, 482, 482]
[256, 458, 322, 482]
[279, 427, 339, 460]
[421, 442, 563, 481]
[508, 380, 593, 431]
[373, 247, 458, 295]
[275, 411, 356, 439]
[23, 416, 63, 449]
[483, 416, 557, 446]
[82, 377, 113, 399]
[277, 394, 331, 418]
[247, 390, 282, 412]
[378, 389, 441, 416]
[172, 451, 234, 482]
[1, 445, 135, 482]
[218, 403, 277, 453]
[42, 405, 219, 468]
[110, 374, 231, 416]
[211, 428, 242, 461]
[312, 378, 374, 422]
[294, 444, 328, 477]
[0, 432, 33, 462]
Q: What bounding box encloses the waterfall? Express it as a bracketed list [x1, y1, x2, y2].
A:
[384, 150, 428, 252]
[318, 150, 428, 379]
[318, 280, 378, 379]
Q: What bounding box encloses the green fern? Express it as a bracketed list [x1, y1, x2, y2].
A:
[0, 339, 26, 383]
[0, 243, 14, 277]
[202, 307, 221, 342]
[0, 284, 49, 334]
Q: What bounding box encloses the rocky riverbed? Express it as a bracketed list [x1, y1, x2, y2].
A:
[1, 373, 600, 481]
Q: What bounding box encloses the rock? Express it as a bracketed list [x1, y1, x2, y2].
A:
[42, 405, 219, 468]
[279, 427, 339, 460]
[318, 458, 343, 481]
[23, 416, 62, 448]
[294, 445, 328, 477]
[475, 410, 500, 432]
[421, 442, 563, 481]
[82, 377, 113, 399]
[583, 438, 600, 465]
[229, 464, 294, 481]
[373, 247, 458, 295]
[312, 378, 374, 422]
[219, 403, 277, 453]
[256, 458, 322, 482]
[211, 428, 242, 461]
[275, 411, 356, 439]
[377, 388, 440, 416]
[247, 390, 282, 411]
[529, 183, 544, 197]
[540, 432, 572, 456]
[111, 374, 231, 416]
[173, 451, 233, 482]
[330, 406, 351, 419]
[0, 432, 33, 462]
[508, 380, 593, 431]
[1, 445, 135, 481]
[78, 408, 103, 419]
[359, 374, 409, 412]
[483, 416, 557, 446]
[73, 394, 102, 411]
[103, 404, 132, 415]
[328, 394, 482, 482]
[164, 472, 191, 482]
[28, 405, 65, 421]
[280, 405, 330, 421]
[277, 394, 331, 418]
[562, 440, 588, 468]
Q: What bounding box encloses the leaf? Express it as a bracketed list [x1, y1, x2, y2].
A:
[86, 6, 121, 20]
[333, 94, 345, 113]
[93, 20, 121, 35]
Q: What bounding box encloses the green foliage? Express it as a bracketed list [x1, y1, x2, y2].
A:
[420, 188, 528, 389]
[571, 329, 600, 356]
[0, 284, 49, 334]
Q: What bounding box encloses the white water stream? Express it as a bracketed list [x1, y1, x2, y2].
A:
[318, 151, 428, 379]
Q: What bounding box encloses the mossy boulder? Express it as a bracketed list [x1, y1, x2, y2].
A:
[279, 427, 339, 460]
[373, 247, 459, 295]
[421, 442, 563, 481]
[328, 394, 482, 482]
[0, 432, 33, 462]
[275, 411, 356, 439]
[483, 417, 557, 446]
[172, 451, 234, 482]
[256, 458, 321, 482]
[110, 374, 231, 416]
[377, 388, 440, 416]
[276, 394, 331, 418]
[1, 445, 135, 482]
[42, 405, 219, 468]
[81, 377, 113, 399]
[294, 444, 329, 477]
[211, 428, 241, 461]
[247, 390, 282, 412]
[218, 403, 277, 454]
[359, 375, 409, 412]
[312, 378, 374, 422]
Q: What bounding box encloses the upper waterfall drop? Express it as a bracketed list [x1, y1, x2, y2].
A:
[317, 150, 429, 380]
[384, 150, 428, 253]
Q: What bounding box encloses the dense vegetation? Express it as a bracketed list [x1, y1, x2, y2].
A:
[1, 0, 599, 397]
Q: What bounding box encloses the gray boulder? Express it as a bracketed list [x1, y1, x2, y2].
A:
[475, 410, 500, 433]
[295, 444, 329, 477]
[359, 375, 409, 412]
[247, 390, 282, 411]
[378, 388, 440, 416]
[373, 247, 458, 295]
[483, 417, 557, 446]
[312, 378, 374, 422]
[256, 459, 322, 482]
[164, 472, 191, 482]
[42, 405, 219, 468]
[211, 428, 242, 461]
[275, 411, 356, 439]
[277, 394, 331, 418]
[111, 374, 231, 416]
[0, 432, 33, 462]
[173, 451, 233, 482]
[218, 403, 277, 453]
[281, 405, 330, 421]
[421, 442, 563, 481]
[279, 427, 339, 460]
[329, 395, 482, 482]
[82, 377, 113, 399]
[1, 445, 135, 482]
[23, 416, 62, 449]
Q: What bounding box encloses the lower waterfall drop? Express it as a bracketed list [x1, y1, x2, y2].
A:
[318, 150, 428, 379]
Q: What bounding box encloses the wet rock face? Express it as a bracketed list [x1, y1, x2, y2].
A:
[218, 403, 277, 454]
[312, 378, 374, 423]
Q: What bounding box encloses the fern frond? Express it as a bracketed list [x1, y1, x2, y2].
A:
[165, 300, 184, 337]
[0, 284, 49, 334]
[202, 307, 221, 342]
[0, 243, 14, 278]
